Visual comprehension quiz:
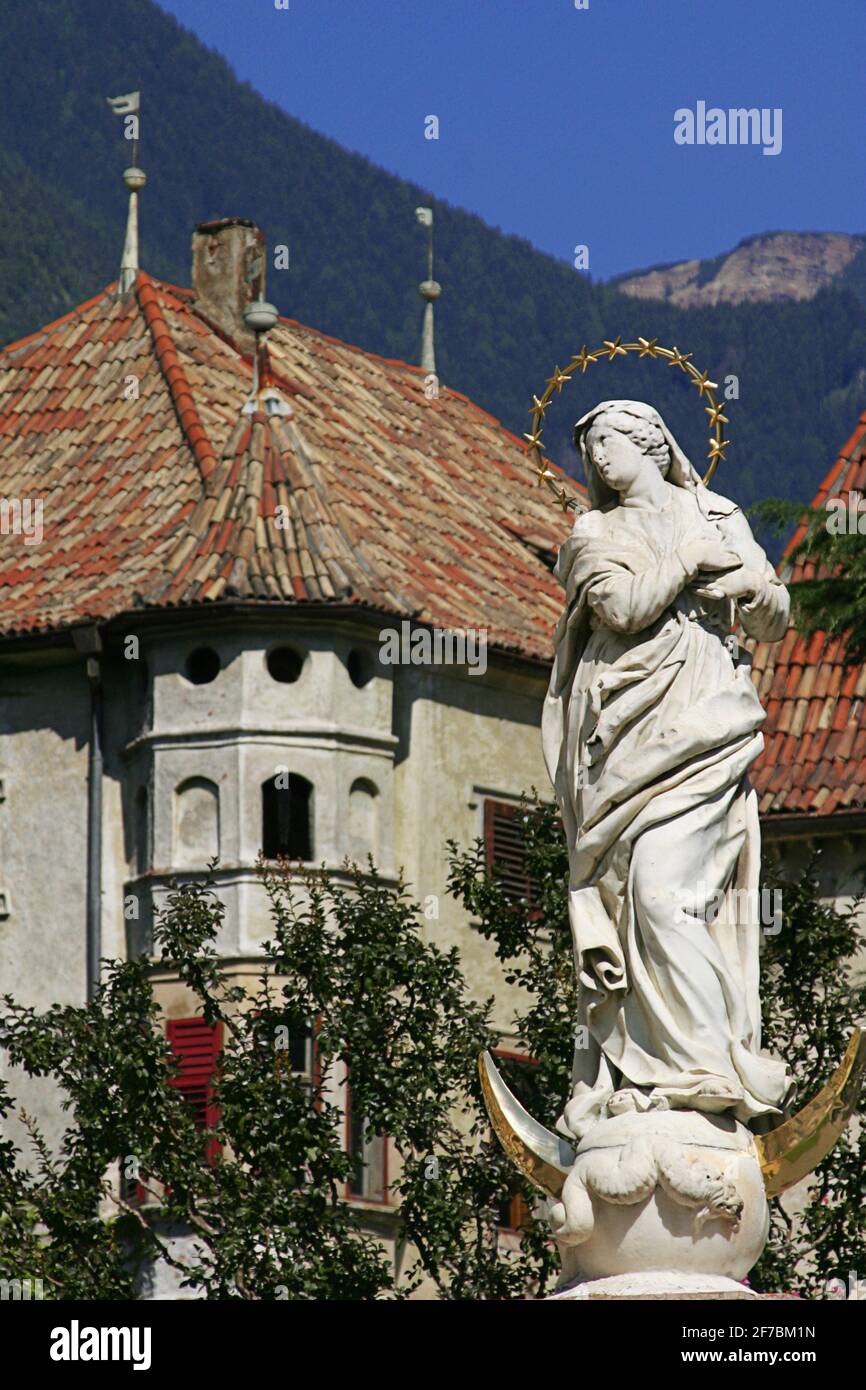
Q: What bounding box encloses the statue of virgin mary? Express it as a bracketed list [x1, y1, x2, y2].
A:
[542, 401, 795, 1142]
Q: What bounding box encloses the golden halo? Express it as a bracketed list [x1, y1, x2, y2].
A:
[525, 337, 730, 512]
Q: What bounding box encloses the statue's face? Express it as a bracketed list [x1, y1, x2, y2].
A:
[586, 408, 675, 497]
[586, 412, 662, 494]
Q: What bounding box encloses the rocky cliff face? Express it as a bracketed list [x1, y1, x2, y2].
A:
[613, 232, 866, 307]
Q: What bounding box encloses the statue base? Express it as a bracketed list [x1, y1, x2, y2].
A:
[551, 1109, 769, 1289]
[548, 1270, 758, 1300]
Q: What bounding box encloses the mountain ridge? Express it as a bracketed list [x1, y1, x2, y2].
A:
[611, 231, 866, 309]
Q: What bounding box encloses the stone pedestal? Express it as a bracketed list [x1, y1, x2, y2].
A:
[548, 1270, 758, 1300]
[549, 1110, 768, 1295]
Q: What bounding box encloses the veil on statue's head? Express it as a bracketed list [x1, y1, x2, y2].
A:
[573, 400, 704, 511]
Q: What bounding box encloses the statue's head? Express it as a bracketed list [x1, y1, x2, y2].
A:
[584, 409, 669, 495]
[574, 400, 699, 509]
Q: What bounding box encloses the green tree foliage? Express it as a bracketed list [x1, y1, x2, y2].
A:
[752, 858, 866, 1296]
[752, 494, 866, 657]
[0, 861, 553, 1300]
[1, 815, 862, 1299]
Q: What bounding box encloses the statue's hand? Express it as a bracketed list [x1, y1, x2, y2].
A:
[678, 536, 741, 580]
[693, 566, 762, 603]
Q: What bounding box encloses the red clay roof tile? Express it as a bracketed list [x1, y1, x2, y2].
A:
[0, 272, 579, 660]
[750, 408, 866, 819]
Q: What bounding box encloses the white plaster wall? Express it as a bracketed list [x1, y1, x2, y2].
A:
[391, 655, 550, 1033]
[768, 831, 866, 978]
[0, 658, 90, 1152]
[0, 660, 90, 1005]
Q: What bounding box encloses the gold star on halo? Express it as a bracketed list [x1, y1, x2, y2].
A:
[668, 347, 693, 370]
[573, 345, 598, 373]
[530, 394, 548, 415]
[691, 369, 719, 399]
[535, 465, 558, 486]
[523, 430, 544, 450]
[708, 437, 730, 462]
[603, 336, 628, 360]
[637, 337, 659, 358]
[558, 489, 572, 513]
[545, 366, 573, 394]
[705, 402, 729, 427]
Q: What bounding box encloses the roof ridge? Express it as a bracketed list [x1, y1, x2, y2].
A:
[136, 270, 219, 484]
[269, 413, 384, 598]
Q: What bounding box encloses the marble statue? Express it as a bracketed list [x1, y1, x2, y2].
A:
[481, 398, 865, 1300]
[543, 401, 793, 1145]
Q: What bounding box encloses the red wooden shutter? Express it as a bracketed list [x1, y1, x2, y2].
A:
[167, 1017, 222, 1156]
[498, 1189, 532, 1232]
[484, 800, 537, 905]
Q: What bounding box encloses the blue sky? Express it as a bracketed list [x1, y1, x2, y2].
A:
[157, 0, 865, 280]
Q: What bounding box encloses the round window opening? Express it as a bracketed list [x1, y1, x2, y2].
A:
[185, 646, 221, 685]
[347, 648, 375, 689]
[266, 645, 305, 684]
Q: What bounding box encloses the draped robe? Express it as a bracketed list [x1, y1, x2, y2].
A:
[542, 480, 794, 1139]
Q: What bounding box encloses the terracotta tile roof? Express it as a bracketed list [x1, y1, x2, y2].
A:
[0, 273, 580, 661]
[750, 408, 866, 819]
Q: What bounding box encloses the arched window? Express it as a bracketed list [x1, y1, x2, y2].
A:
[348, 778, 379, 862]
[174, 777, 220, 868]
[261, 773, 313, 860]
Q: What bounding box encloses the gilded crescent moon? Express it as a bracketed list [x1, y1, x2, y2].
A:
[755, 1026, 866, 1197]
[478, 1051, 574, 1199]
[480, 1028, 865, 1200]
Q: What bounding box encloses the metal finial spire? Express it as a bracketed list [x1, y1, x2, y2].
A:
[107, 91, 145, 295]
[242, 299, 287, 417]
[415, 207, 441, 377]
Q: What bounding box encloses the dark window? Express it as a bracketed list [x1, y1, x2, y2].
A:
[271, 1019, 314, 1085]
[270, 1019, 317, 1190]
[346, 1087, 387, 1202]
[261, 773, 314, 860]
[287, 1022, 313, 1076]
[185, 647, 221, 685]
[347, 648, 375, 688]
[266, 646, 304, 683]
[484, 800, 538, 906]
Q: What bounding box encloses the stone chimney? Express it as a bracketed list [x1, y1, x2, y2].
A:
[191, 218, 266, 351]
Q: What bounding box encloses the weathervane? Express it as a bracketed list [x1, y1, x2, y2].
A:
[415, 206, 441, 377]
[525, 337, 730, 512]
[106, 90, 145, 295]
